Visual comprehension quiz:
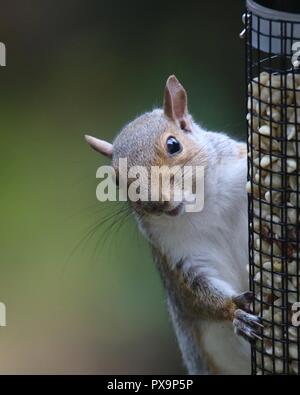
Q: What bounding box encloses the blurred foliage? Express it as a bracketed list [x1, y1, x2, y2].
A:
[0, 0, 244, 373]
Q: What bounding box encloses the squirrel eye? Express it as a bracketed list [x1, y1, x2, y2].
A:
[166, 136, 182, 156]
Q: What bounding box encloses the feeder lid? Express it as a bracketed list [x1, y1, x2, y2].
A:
[246, 0, 300, 56]
[247, 0, 300, 21]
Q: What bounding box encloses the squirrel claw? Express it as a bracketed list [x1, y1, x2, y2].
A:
[235, 309, 264, 328]
[233, 309, 263, 343]
[234, 326, 263, 342]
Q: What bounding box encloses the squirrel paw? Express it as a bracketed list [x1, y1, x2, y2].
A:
[232, 292, 263, 342]
[233, 291, 253, 313]
[233, 309, 263, 342]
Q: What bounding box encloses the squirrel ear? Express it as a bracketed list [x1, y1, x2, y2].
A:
[163, 75, 190, 130]
[85, 135, 113, 158]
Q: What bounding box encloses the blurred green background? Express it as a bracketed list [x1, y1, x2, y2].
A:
[0, 0, 245, 374]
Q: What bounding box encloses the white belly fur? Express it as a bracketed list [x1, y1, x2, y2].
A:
[199, 320, 251, 375]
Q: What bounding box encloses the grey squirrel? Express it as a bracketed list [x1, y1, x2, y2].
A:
[85, 76, 263, 375]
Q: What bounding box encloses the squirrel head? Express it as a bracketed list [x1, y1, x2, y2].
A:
[85, 75, 207, 217]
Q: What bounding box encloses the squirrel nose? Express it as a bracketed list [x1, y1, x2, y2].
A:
[142, 201, 170, 215]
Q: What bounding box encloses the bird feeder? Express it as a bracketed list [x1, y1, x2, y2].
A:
[244, 0, 300, 375]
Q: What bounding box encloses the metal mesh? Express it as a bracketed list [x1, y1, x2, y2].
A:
[246, 9, 300, 375]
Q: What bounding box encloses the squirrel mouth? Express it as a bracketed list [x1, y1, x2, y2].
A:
[165, 203, 184, 217]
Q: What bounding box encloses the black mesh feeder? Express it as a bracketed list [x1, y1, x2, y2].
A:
[243, 0, 300, 375]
